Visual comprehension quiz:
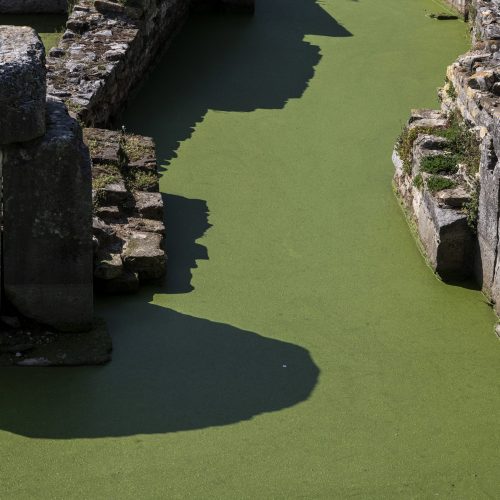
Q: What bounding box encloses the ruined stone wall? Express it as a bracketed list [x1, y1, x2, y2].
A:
[446, 0, 500, 308]
[46, 0, 253, 127]
[47, 0, 191, 127]
[394, 0, 500, 313]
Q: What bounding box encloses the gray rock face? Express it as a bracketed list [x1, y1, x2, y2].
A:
[0, 0, 67, 13]
[477, 143, 500, 293]
[2, 98, 93, 332]
[417, 190, 474, 280]
[0, 26, 46, 144]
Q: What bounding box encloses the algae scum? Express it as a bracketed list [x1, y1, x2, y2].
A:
[2, 0, 500, 497]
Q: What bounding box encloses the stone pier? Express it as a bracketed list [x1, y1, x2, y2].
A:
[0, 26, 94, 333]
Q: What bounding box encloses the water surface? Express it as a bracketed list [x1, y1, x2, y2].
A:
[2, 0, 500, 497]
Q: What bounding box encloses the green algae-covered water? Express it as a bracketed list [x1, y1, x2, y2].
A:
[2, 0, 500, 497]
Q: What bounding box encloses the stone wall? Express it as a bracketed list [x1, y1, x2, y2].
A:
[46, 0, 191, 127]
[46, 0, 254, 127]
[394, 0, 500, 313]
[393, 110, 476, 281]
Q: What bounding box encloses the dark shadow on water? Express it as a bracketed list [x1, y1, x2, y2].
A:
[120, 0, 352, 167]
[164, 194, 211, 294]
[0, 297, 319, 439]
[120, 0, 351, 292]
[0, 13, 67, 32]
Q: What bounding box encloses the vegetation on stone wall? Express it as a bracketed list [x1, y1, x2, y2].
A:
[413, 173, 424, 190]
[420, 154, 459, 174]
[440, 111, 480, 175]
[426, 175, 456, 193]
[396, 110, 480, 176]
[397, 125, 439, 175]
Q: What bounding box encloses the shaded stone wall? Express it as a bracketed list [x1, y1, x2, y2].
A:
[0, 26, 93, 332]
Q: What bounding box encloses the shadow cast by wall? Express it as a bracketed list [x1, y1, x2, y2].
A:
[121, 0, 352, 292]
[164, 194, 211, 293]
[0, 299, 319, 439]
[121, 0, 352, 167]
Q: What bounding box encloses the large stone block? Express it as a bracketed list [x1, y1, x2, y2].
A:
[2, 98, 93, 332]
[0, 26, 46, 144]
[417, 190, 474, 280]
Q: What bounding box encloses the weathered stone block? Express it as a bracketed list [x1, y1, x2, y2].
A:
[417, 190, 474, 280]
[133, 191, 163, 220]
[2, 98, 93, 332]
[0, 26, 46, 144]
[122, 231, 165, 280]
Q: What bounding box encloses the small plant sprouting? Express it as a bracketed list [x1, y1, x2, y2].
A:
[92, 173, 121, 190]
[445, 77, 458, 100]
[413, 173, 424, 190]
[126, 170, 159, 192]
